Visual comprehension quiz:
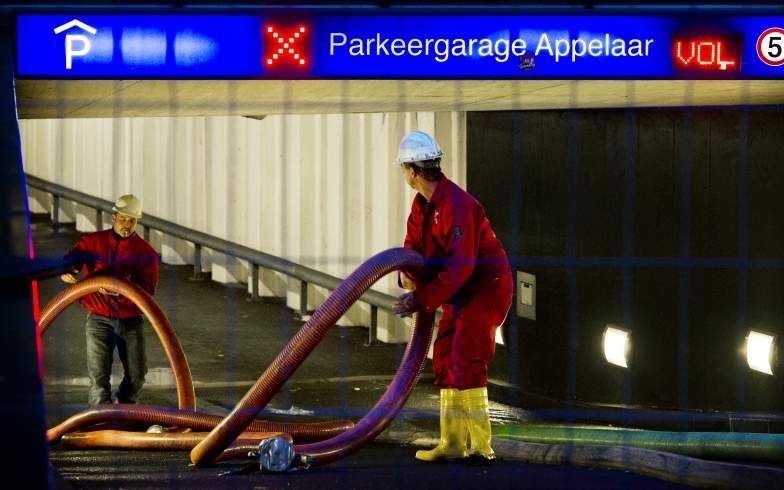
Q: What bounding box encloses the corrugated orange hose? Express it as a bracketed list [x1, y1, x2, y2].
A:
[191, 248, 428, 467]
[42, 249, 426, 467]
[40, 276, 354, 454]
[61, 430, 288, 451]
[39, 276, 196, 409]
[48, 404, 353, 444]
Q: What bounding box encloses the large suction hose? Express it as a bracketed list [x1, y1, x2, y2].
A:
[41, 277, 355, 449]
[40, 252, 784, 481]
[191, 248, 428, 466]
[492, 438, 784, 489]
[39, 276, 196, 410]
[61, 430, 289, 451]
[48, 405, 355, 444]
[493, 423, 784, 462]
[292, 308, 433, 467]
[60, 430, 268, 463]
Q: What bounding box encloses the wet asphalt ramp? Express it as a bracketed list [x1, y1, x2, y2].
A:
[36, 220, 687, 489]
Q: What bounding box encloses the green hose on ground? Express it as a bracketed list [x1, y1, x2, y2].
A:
[490, 438, 784, 489]
[493, 423, 784, 462]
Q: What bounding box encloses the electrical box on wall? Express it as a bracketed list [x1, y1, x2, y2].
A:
[516, 271, 536, 320]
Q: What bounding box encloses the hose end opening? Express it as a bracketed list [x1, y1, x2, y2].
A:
[258, 435, 296, 473]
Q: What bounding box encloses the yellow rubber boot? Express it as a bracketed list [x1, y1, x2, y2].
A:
[415, 388, 468, 461]
[460, 387, 495, 461]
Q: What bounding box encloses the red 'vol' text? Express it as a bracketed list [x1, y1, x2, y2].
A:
[673, 39, 738, 71]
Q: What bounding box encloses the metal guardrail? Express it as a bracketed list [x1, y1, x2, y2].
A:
[25, 174, 397, 344]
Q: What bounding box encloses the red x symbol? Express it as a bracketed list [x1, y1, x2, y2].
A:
[265, 24, 308, 67]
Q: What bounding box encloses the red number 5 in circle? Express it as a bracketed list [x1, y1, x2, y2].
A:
[757, 27, 784, 66]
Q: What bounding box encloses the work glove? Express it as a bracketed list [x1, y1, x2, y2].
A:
[60, 272, 78, 284]
[393, 291, 417, 318]
[60, 267, 81, 284]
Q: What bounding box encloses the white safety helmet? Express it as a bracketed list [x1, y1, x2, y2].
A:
[112, 194, 143, 219]
[396, 130, 444, 167]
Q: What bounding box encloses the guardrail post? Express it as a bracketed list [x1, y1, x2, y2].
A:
[51, 195, 60, 229]
[143, 225, 151, 242]
[248, 264, 260, 301]
[299, 280, 309, 319]
[190, 243, 205, 281]
[96, 209, 102, 230]
[364, 305, 382, 346]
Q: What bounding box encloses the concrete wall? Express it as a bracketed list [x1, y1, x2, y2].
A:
[21, 112, 466, 343]
[469, 109, 784, 413]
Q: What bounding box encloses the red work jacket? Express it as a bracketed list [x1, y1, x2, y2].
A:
[64, 229, 159, 319]
[404, 177, 510, 314]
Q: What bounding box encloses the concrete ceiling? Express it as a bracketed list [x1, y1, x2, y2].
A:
[14, 79, 784, 118]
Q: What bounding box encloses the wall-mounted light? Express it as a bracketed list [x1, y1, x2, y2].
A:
[746, 330, 776, 375]
[603, 325, 630, 368]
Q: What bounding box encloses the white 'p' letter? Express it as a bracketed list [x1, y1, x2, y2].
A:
[65, 34, 91, 69]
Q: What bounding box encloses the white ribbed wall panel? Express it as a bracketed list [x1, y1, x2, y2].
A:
[20, 112, 466, 343]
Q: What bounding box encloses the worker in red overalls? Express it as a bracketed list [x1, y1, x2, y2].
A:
[392, 130, 513, 462]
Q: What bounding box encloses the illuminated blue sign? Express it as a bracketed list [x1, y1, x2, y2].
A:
[15, 14, 784, 78]
[17, 15, 262, 77]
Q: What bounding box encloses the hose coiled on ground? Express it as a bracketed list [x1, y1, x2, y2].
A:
[40, 276, 355, 451]
[39, 276, 196, 410]
[61, 430, 287, 451]
[293, 306, 433, 467]
[48, 405, 354, 444]
[191, 247, 428, 466]
[493, 423, 784, 462]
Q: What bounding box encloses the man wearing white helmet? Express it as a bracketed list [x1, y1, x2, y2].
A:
[61, 194, 159, 406]
[393, 130, 513, 463]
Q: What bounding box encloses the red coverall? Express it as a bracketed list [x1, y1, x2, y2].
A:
[64, 229, 159, 318]
[404, 177, 513, 389]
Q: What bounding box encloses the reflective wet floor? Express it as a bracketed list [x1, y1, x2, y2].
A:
[38, 220, 687, 489]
